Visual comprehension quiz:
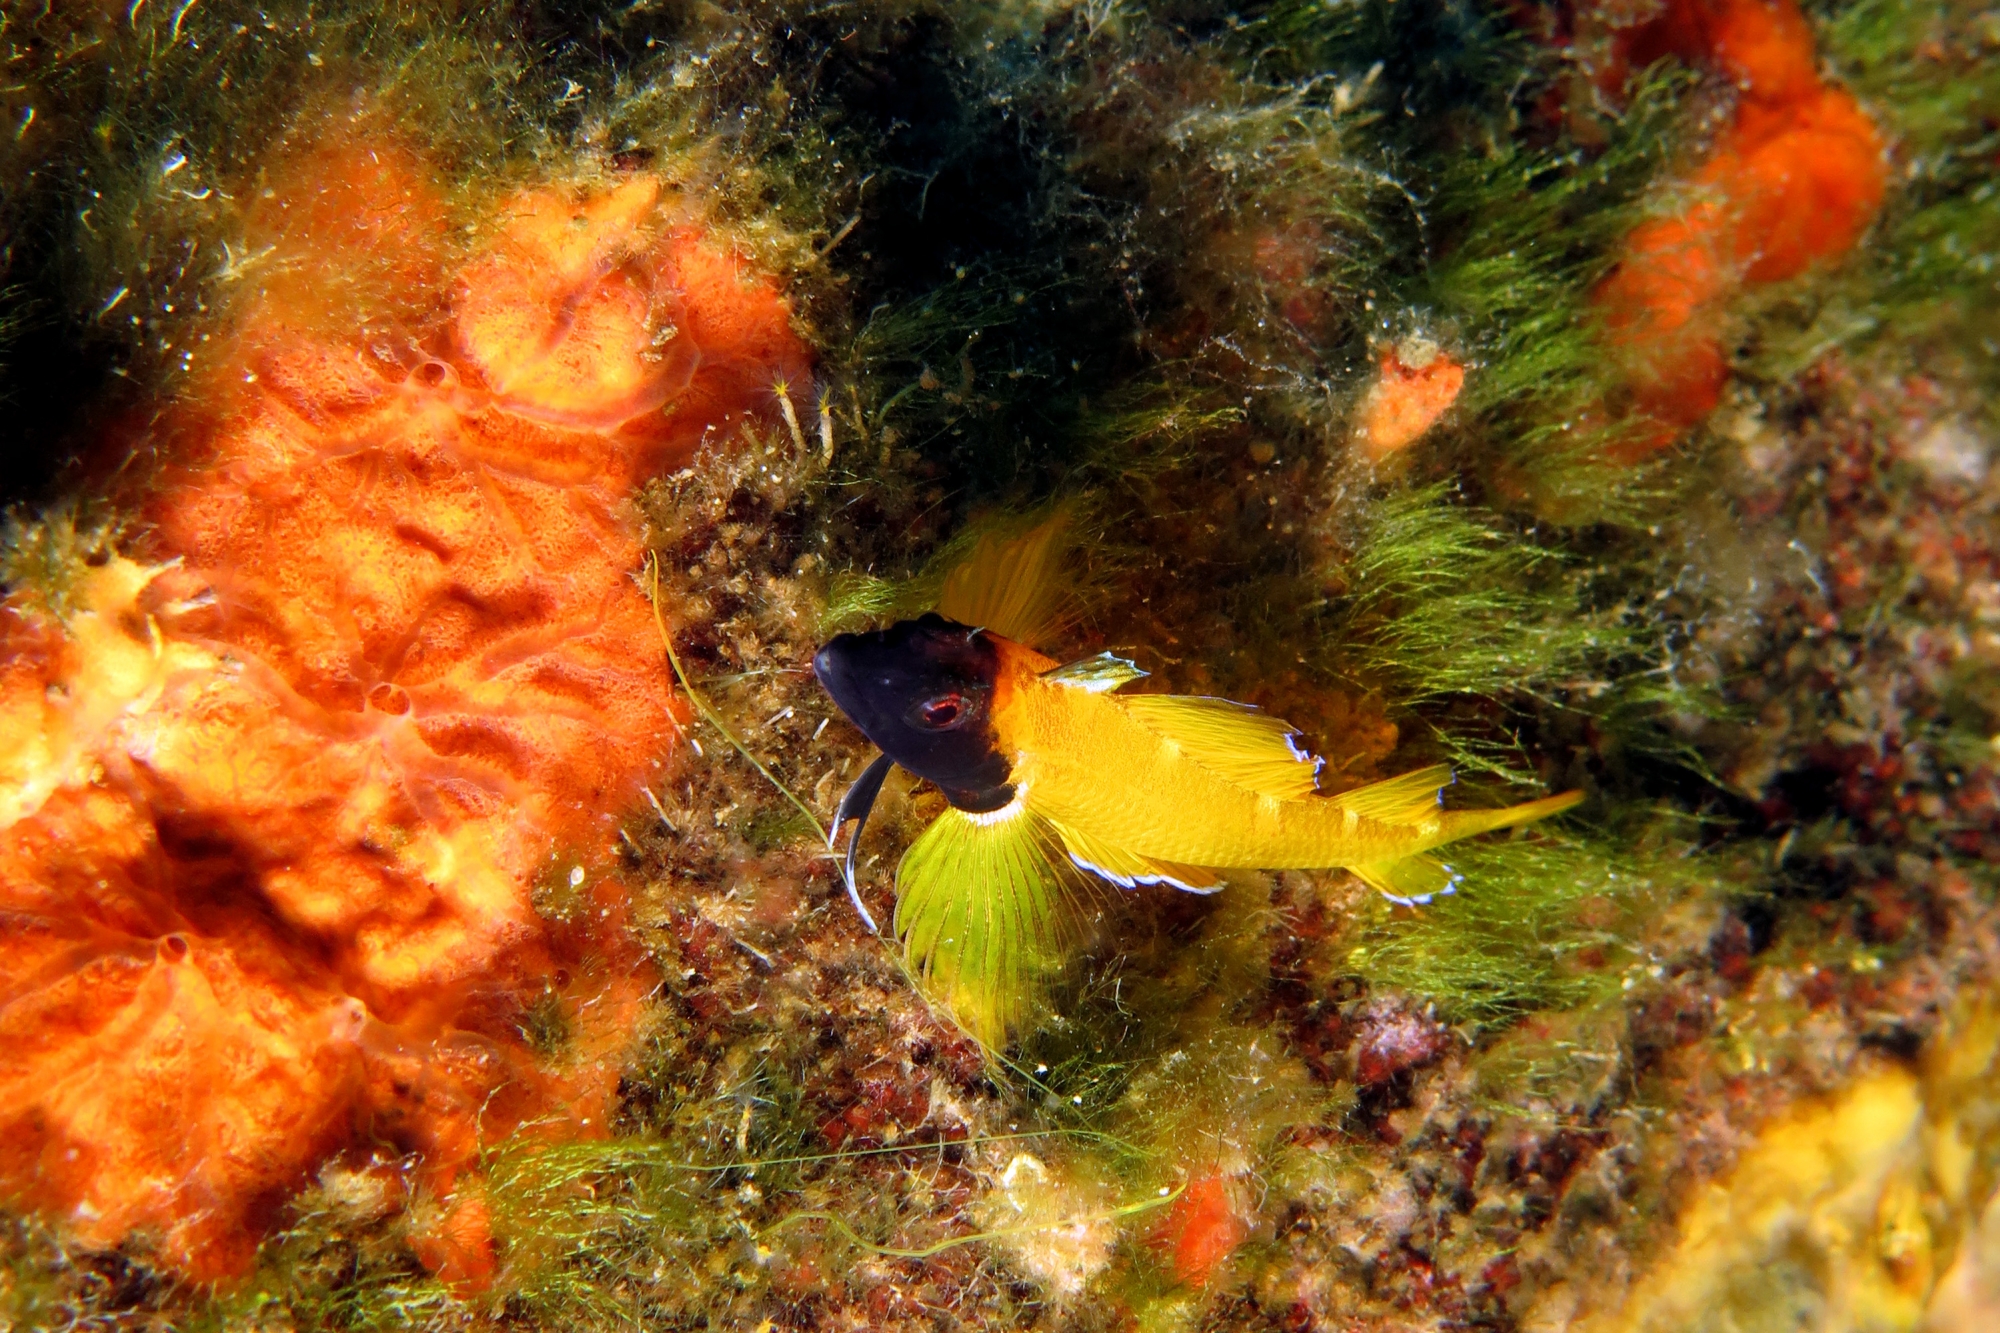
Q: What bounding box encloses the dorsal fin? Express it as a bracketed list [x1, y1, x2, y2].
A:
[1117, 694, 1322, 801]
[1042, 652, 1147, 693]
[933, 509, 1072, 648]
[1328, 764, 1453, 825]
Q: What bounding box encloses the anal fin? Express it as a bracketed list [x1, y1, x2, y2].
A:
[1049, 818, 1226, 894]
[1350, 855, 1462, 907]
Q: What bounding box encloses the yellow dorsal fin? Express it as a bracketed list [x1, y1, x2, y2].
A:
[894, 802, 1078, 1049]
[1118, 694, 1323, 800]
[1329, 764, 1454, 825]
[933, 508, 1072, 647]
[1045, 817, 1225, 894]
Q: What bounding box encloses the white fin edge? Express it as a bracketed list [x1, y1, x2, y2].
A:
[1064, 851, 1226, 895]
[1349, 855, 1463, 906]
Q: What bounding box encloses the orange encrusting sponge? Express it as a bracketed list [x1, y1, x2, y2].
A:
[1589, 0, 1886, 456]
[1150, 1173, 1252, 1287]
[0, 152, 809, 1285]
[1354, 340, 1467, 461]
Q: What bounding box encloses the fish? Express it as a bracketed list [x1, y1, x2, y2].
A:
[812, 513, 1583, 1045]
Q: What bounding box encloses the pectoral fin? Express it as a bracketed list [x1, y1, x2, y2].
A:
[895, 802, 1079, 1048]
[933, 508, 1074, 648]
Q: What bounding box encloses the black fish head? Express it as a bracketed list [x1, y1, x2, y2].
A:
[813, 613, 1015, 812]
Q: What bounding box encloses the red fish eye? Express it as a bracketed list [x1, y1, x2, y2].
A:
[918, 694, 965, 728]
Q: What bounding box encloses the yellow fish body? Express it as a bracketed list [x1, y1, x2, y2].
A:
[987, 635, 1579, 894]
[813, 513, 1581, 1045]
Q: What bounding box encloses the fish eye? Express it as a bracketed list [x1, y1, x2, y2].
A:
[910, 691, 972, 730]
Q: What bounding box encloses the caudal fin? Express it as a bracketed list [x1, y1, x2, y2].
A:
[1352, 789, 1584, 907]
[1436, 790, 1585, 843]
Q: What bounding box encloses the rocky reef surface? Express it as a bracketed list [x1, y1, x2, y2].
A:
[0, 0, 1994, 1330]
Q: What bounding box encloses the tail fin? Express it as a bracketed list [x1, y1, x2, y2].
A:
[1435, 790, 1585, 843]
[1352, 790, 1583, 907]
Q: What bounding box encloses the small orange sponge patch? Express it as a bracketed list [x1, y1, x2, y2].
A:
[1590, 0, 1886, 455]
[1353, 339, 1467, 462]
[0, 165, 808, 1283]
[1150, 1173, 1251, 1288]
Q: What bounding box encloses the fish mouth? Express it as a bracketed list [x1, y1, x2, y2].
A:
[810, 637, 866, 723]
[810, 634, 901, 753]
